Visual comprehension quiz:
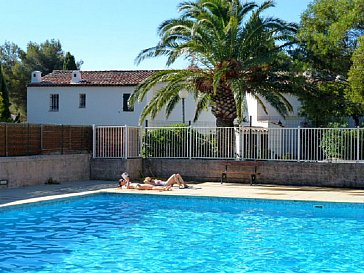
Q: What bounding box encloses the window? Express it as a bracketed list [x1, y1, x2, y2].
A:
[123, 93, 134, 112]
[79, 94, 86, 108]
[49, 94, 59, 112]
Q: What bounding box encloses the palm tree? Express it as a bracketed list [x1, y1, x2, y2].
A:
[130, 0, 299, 127]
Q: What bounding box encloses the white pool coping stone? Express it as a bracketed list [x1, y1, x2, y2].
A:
[1, 181, 364, 208]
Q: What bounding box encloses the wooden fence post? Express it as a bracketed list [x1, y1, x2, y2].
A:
[5, 123, 8, 157]
[61, 125, 64, 154]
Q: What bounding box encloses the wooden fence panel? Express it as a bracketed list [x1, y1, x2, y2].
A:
[41, 125, 63, 154]
[0, 123, 92, 157]
[0, 125, 6, 156]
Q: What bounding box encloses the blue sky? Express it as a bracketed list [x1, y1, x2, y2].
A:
[1, 0, 312, 71]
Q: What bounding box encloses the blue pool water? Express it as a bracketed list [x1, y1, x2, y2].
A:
[1, 194, 364, 273]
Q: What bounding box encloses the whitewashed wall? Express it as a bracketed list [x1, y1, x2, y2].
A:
[27, 84, 302, 127]
[147, 90, 216, 126]
[27, 86, 146, 125]
[27, 85, 216, 126]
[248, 93, 302, 128]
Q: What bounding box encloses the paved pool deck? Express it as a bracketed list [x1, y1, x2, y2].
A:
[1, 180, 364, 208]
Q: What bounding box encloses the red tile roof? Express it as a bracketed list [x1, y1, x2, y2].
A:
[28, 70, 157, 86]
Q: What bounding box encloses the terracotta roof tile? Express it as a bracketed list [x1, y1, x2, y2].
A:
[28, 70, 157, 86]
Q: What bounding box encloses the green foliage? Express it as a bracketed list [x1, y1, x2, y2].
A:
[0, 64, 11, 121]
[0, 42, 25, 118]
[131, 0, 302, 127]
[142, 124, 216, 158]
[298, 81, 350, 127]
[320, 127, 363, 160]
[348, 36, 364, 107]
[296, 0, 364, 126]
[63, 52, 78, 70]
[320, 129, 348, 159]
[0, 40, 82, 119]
[297, 0, 364, 75]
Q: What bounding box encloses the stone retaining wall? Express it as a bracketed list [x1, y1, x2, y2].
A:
[90, 158, 142, 182]
[3, 156, 364, 189]
[143, 159, 364, 188]
[0, 154, 90, 188]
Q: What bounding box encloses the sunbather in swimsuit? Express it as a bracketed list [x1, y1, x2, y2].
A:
[143, 173, 189, 189]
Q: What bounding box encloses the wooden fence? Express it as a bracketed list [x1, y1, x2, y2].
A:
[0, 123, 92, 157]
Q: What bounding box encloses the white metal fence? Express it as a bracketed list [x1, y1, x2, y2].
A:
[93, 125, 141, 158]
[93, 125, 364, 162]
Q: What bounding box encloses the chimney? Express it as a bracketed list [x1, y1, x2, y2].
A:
[31, 71, 42, 83]
[70, 70, 82, 84]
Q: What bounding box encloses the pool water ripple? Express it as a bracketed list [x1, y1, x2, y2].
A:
[1, 194, 364, 272]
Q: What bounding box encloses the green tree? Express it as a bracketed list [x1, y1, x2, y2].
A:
[0, 42, 25, 118]
[348, 36, 364, 108]
[63, 52, 78, 70]
[130, 0, 301, 127]
[299, 81, 349, 127]
[296, 0, 364, 126]
[298, 0, 364, 75]
[23, 39, 64, 75]
[0, 40, 82, 119]
[0, 64, 11, 121]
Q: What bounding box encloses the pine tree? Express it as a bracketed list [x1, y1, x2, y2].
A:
[0, 64, 11, 121]
[63, 52, 78, 70]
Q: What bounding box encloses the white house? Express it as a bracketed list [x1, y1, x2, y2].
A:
[27, 70, 216, 126]
[27, 70, 302, 127]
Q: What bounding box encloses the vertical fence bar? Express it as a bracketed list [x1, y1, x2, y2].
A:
[124, 125, 128, 159]
[297, 126, 301, 162]
[357, 126, 360, 162]
[140, 126, 143, 158]
[92, 124, 96, 158]
[189, 125, 192, 159]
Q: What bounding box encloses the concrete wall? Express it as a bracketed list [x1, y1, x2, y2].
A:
[143, 159, 364, 188]
[90, 158, 142, 181]
[0, 154, 90, 188]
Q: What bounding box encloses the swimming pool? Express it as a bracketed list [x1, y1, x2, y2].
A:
[0, 193, 364, 272]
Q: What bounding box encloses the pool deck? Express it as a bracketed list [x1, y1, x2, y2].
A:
[1, 180, 364, 208]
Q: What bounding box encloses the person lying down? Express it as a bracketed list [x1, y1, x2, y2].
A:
[118, 173, 189, 191]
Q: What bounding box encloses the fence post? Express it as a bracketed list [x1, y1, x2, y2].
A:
[297, 126, 301, 162]
[239, 125, 243, 161]
[357, 126, 360, 162]
[61, 124, 64, 154]
[139, 126, 143, 158]
[189, 125, 192, 160]
[125, 125, 128, 159]
[27, 123, 30, 155]
[40, 125, 43, 154]
[92, 124, 96, 158]
[144, 121, 149, 159]
[241, 126, 245, 161]
[5, 123, 8, 157]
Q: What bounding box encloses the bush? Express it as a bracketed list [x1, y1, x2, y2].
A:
[142, 124, 216, 158]
[320, 127, 363, 160]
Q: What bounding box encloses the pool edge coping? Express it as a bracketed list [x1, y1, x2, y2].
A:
[2, 183, 364, 208]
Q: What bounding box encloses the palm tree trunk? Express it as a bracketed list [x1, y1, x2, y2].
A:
[216, 118, 234, 127]
[211, 87, 237, 158]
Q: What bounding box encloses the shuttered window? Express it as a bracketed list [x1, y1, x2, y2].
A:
[49, 94, 59, 112]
